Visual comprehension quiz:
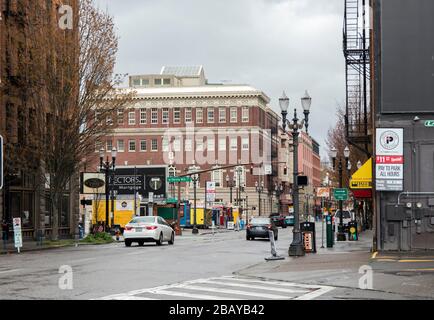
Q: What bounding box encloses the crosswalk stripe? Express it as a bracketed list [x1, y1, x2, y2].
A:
[294, 286, 335, 300]
[147, 289, 243, 300]
[220, 276, 332, 290]
[181, 284, 291, 299]
[198, 279, 307, 294]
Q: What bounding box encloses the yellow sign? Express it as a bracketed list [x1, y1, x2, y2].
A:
[350, 158, 372, 189]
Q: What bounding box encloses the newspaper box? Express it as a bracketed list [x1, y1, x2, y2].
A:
[300, 222, 317, 253]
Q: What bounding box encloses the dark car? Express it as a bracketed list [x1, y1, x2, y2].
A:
[284, 215, 295, 227]
[246, 217, 278, 241]
[270, 215, 287, 228]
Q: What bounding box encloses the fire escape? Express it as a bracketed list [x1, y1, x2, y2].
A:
[343, 0, 371, 156]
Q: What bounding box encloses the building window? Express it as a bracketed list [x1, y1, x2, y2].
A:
[207, 108, 214, 123]
[106, 140, 113, 151]
[208, 139, 215, 151]
[163, 78, 171, 85]
[242, 107, 249, 122]
[173, 139, 181, 152]
[212, 169, 222, 187]
[219, 107, 226, 123]
[128, 111, 136, 125]
[140, 140, 147, 152]
[185, 107, 192, 123]
[219, 138, 226, 151]
[196, 140, 204, 152]
[174, 108, 181, 124]
[230, 107, 238, 123]
[185, 139, 192, 152]
[151, 108, 158, 124]
[242, 137, 249, 151]
[95, 140, 101, 152]
[140, 108, 147, 124]
[154, 78, 162, 85]
[117, 140, 124, 152]
[117, 110, 124, 125]
[129, 140, 136, 152]
[133, 79, 140, 86]
[162, 138, 169, 152]
[162, 108, 169, 124]
[141, 78, 149, 86]
[196, 108, 203, 123]
[230, 138, 238, 151]
[151, 139, 158, 151]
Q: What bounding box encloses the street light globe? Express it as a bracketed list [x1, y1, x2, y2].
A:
[279, 91, 290, 112]
[301, 90, 312, 112]
[357, 160, 362, 169]
[99, 147, 105, 159]
[111, 147, 117, 159]
[344, 146, 350, 158]
[330, 147, 337, 159]
[226, 175, 229, 182]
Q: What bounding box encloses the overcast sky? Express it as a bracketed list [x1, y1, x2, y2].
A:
[94, 0, 346, 158]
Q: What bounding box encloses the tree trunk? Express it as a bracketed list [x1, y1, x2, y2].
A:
[51, 200, 59, 241]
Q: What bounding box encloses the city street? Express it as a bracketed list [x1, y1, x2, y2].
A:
[1, 225, 432, 300]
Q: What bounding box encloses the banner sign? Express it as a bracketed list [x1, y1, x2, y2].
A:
[316, 188, 330, 198]
[206, 181, 216, 202]
[13, 218, 23, 251]
[376, 128, 404, 191]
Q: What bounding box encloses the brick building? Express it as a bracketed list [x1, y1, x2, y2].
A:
[94, 66, 281, 218]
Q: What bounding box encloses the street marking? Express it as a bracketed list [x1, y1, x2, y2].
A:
[398, 259, 434, 263]
[371, 252, 378, 259]
[404, 268, 434, 272]
[96, 275, 335, 301]
[201, 279, 307, 293]
[180, 284, 289, 299]
[0, 269, 23, 275]
[376, 259, 397, 262]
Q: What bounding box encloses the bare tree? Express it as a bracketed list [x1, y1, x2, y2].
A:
[24, 0, 133, 240]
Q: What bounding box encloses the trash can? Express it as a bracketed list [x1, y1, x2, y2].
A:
[348, 221, 358, 241]
[78, 224, 84, 239]
[300, 222, 316, 253]
[326, 215, 334, 248]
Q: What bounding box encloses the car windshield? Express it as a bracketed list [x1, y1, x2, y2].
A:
[251, 218, 271, 225]
[129, 217, 156, 224]
[336, 211, 351, 219]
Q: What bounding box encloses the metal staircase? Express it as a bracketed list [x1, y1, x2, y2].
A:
[343, 0, 371, 156]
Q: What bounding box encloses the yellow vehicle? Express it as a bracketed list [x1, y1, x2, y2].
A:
[92, 200, 135, 230]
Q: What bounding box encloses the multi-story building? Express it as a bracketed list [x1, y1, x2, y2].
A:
[0, 1, 79, 239]
[94, 66, 281, 219]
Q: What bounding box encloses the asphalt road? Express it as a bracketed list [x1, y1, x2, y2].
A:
[0, 227, 299, 300]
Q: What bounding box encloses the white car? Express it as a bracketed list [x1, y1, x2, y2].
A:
[123, 216, 175, 247]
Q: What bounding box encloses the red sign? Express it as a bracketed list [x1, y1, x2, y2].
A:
[376, 156, 404, 164]
[353, 189, 372, 198]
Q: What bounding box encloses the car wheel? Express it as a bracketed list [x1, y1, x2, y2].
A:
[251, 237, 255, 240]
[125, 239, 131, 247]
[168, 232, 175, 245]
[156, 233, 163, 246]
[138, 241, 144, 246]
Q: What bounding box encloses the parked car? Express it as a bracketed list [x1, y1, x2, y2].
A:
[284, 215, 295, 227]
[270, 215, 286, 228]
[334, 210, 352, 231]
[123, 216, 175, 247]
[246, 217, 278, 241]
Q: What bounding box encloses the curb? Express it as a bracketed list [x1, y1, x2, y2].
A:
[0, 241, 115, 255]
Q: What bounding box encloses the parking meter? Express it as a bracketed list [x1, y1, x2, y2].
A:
[326, 215, 334, 248]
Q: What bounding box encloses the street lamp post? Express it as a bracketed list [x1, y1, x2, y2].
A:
[99, 147, 117, 232]
[280, 90, 312, 257]
[255, 180, 264, 216]
[274, 183, 284, 215]
[331, 146, 350, 241]
[192, 172, 199, 235]
[225, 174, 236, 204]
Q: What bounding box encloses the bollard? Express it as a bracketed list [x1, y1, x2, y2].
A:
[265, 230, 285, 261]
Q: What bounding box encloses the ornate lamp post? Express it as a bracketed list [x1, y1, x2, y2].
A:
[191, 169, 200, 235]
[225, 174, 236, 204]
[99, 147, 117, 232]
[280, 90, 312, 257]
[274, 183, 284, 215]
[255, 180, 264, 216]
[330, 146, 350, 241]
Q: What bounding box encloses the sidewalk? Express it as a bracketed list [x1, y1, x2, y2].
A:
[235, 228, 434, 299]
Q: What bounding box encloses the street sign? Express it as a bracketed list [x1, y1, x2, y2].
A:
[13, 218, 22, 253]
[350, 158, 373, 189]
[167, 176, 192, 183]
[333, 188, 349, 201]
[0, 135, 3, 190]
[425, 120, 434, 127]
[206, 181, 216, 202]
[167, 197, 178, 204]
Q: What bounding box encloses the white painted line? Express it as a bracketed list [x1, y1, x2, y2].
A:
[148, 289, 242, 300]
[71, 258, 96, 264]
[199, 279, 306, 294]
[219, 276, 322, 289]
[181, 284, 291, 299]
[0, 269, 23, 275]
[111, 295, 156, 300]
[294, 286, 335, 300]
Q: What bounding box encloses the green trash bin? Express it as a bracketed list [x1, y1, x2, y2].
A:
[326, 215, 334, 248]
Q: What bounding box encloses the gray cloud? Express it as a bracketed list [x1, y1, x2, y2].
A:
[95, 0, 345, 157]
